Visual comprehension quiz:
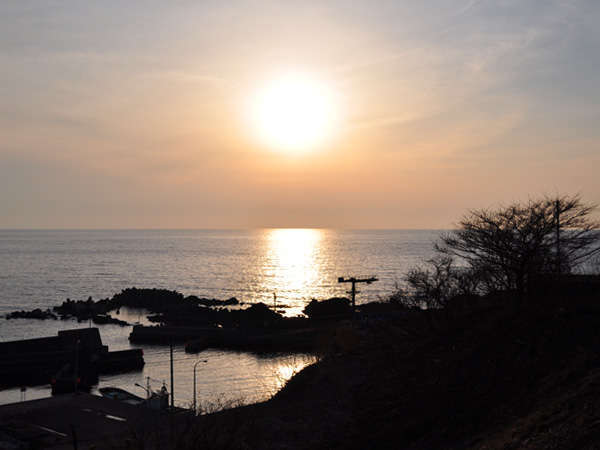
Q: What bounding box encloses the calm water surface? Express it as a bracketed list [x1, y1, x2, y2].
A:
[0, 229, 441, 406]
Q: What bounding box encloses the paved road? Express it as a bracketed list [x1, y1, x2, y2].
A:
[0, 393, 177, 449]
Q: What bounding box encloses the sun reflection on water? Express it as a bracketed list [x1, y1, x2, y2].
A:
[272, 356, 315, 393]
[262, 228, 324, 316]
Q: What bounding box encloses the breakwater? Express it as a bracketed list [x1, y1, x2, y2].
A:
[0, 328, 143, 389]
[129, 325, 319, 352]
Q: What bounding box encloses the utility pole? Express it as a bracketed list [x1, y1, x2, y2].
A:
[337, 276, 378, 312]
[170, 342, 174, 408]
[74, 339, 80, 394]
[555, 199, 561, 275]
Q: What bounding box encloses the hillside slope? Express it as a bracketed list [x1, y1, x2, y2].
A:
[163, 293, 600, 449]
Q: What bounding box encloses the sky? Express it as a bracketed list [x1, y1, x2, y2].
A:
[1, 0, 599, 228]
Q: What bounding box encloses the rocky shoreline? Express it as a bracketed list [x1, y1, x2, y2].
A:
[5, 288, 399, 353]
[4, 288, 247, 326]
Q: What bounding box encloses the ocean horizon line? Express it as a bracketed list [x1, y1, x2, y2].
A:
[0, 227, 451, 232]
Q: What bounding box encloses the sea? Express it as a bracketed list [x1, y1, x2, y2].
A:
[0, 229, 441, 407]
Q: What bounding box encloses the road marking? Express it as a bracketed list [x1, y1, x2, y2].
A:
[104, 414, 127, 422]
[33, 424, 68, 437]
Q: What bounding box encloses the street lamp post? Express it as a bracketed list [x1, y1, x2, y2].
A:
[193, 360, 208, 413]
[135, 377, 152, 400]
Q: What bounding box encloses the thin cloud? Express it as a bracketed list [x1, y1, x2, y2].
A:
[453, 0, 486, 19]
[142, 70, 229, 87]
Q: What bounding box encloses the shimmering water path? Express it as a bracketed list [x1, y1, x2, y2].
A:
[0, 229, 441, 406]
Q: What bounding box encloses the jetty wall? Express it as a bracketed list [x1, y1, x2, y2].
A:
[0, 328, 144, 388]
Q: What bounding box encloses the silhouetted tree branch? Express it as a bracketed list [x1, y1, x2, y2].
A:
[436, 194, 600, 299]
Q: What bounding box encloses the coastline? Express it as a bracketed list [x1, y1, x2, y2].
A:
[4, 277, 600, 448]
[180, 284, 600, 449]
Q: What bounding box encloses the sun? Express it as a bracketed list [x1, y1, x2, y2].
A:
[251, 74, 336, 151]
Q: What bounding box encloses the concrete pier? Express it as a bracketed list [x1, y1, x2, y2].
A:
[130, 324, 319, 352]
[0, 328, 144, 389]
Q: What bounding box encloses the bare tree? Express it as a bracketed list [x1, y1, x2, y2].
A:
[399, 255, 489, 309]
[436, 194, 600, 299]
[405, 256, 458, 308]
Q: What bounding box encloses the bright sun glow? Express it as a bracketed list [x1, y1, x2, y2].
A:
[252, 74, 335, 151]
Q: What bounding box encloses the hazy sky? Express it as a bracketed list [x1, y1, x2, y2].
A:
[2, 0, 599, 228]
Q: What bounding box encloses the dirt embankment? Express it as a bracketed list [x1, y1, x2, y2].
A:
[177, 291, 600, 450]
